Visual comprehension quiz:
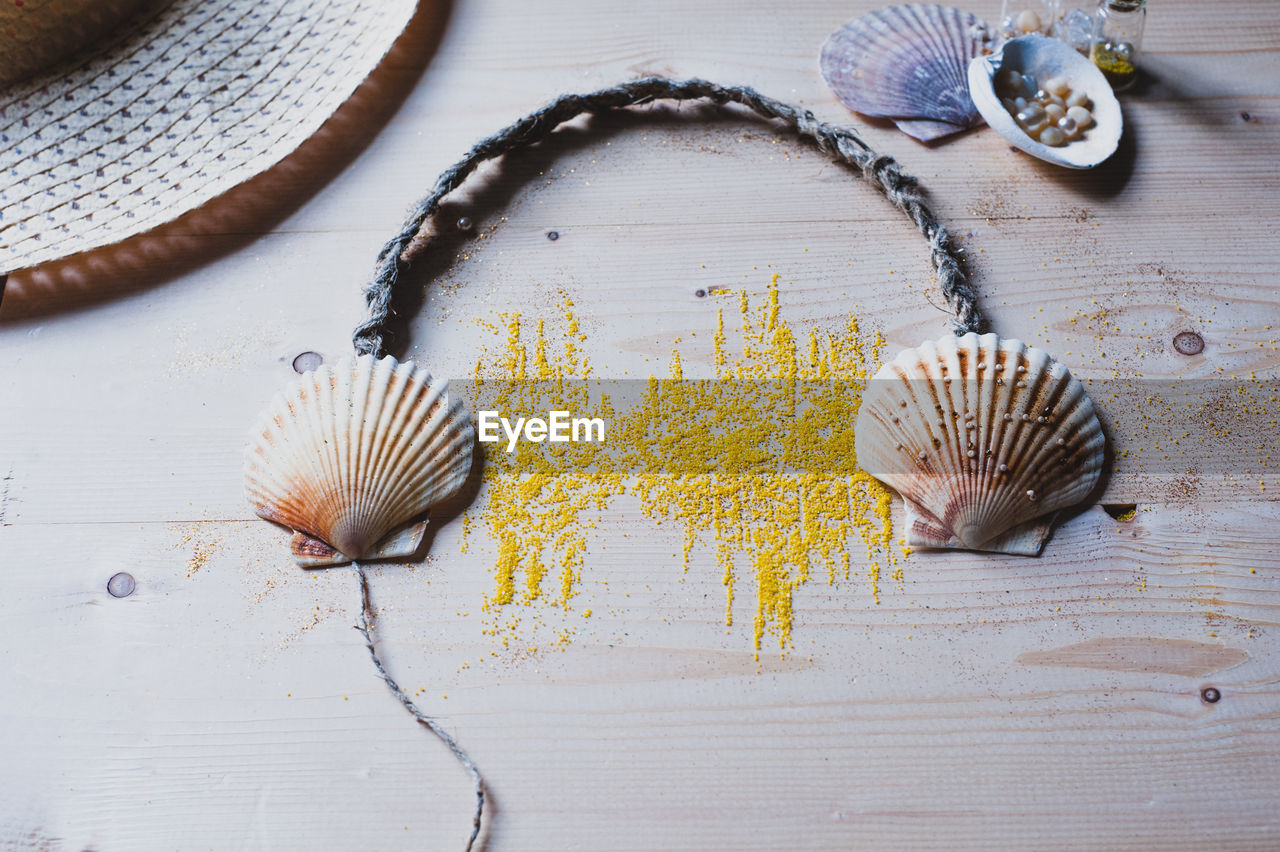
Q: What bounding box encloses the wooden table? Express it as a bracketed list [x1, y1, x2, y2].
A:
[2, 0, 1278, 848]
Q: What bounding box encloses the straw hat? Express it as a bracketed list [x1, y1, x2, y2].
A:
[0, 0, 416, 274]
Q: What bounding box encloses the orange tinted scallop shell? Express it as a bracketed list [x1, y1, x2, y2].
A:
[855, 332, 1104, 554]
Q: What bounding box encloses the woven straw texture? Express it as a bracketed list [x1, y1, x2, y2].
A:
[0, 0, 416, 274]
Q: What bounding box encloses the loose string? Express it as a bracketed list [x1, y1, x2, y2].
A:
[352, 76, 981, 358]
[353, 562, 485, 850]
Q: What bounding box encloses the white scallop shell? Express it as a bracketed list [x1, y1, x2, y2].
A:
[968, 34, 1122, 168]
[245, 355, 475, 567]
[855, 332, 1104, 555]
[820, 5, 994, 142]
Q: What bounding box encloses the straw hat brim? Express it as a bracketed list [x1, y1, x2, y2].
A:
[0, 0, 417, 274]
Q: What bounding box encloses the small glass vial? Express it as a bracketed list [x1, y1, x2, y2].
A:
[1000, 0, 1057, 40]
[1091, 0, 1145, 90]
[1052, 0, 1099, 53]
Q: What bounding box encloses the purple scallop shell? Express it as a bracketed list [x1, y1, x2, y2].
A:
[820, 4, 994, 142]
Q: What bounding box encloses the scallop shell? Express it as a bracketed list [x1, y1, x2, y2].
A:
[820, 5, 994, 142]
[968, 35, 1122, 168]
[854, 332, 1104, 555]
[245, 354, 475, 567]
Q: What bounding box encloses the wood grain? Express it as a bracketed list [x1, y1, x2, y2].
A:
[1, 0, 1278, 849]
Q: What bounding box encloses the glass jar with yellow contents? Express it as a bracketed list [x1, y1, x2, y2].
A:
[1091, 0, 1145, 90]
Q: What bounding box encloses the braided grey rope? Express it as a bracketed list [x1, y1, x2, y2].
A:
[352, 76, 981, 357]
[354, 562, 484, 851]
[345, 76, 983, 850]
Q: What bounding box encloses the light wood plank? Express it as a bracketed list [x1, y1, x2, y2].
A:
[0, 0, 1278, 847]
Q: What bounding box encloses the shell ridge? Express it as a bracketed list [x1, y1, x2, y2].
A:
[331, 356, 367, 554]
[357, 358, 440, 550]
[387, 377, 462, 507]
[973, 335, 1012, 537]
[287, 368, 343, 547]
[881, 6, 966, 120]
[372, 376, 455, 520]
[902, 5, 969, 118]
[353, 356, 417, 544]
[1022, 373, 1081, 505]
[341, 355, 383, 555]
[991, 340, 1043, 535]
[357, 354, 406, 553]
[353, 371, 473, 541]
[1012, 360, 1085, 510]
[907, 5, 981, 125]
[380, 389, 474, 513]
[345, 355, 377, 536]
[954, 335, 981, 528]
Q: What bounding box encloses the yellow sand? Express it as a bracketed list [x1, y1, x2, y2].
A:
[466, 274, 902, 653]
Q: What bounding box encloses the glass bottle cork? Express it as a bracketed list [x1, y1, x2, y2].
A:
[1000, 0, 1057, 40]
[1091, 0, 1145, 90]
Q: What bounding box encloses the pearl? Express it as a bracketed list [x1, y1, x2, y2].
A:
[996, 69, 1024, 96]
[1038, 125, 1066, 146]
[1016, 104, 1046, 124]
[1002, 76, 1091, 147]
[1067, 105, 1094, 128]
[1016, 10, 1042, 33]
[457, 216, 473, 231]
[999, 463, 1009, 472]
[1026, 489, 1038, 501]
